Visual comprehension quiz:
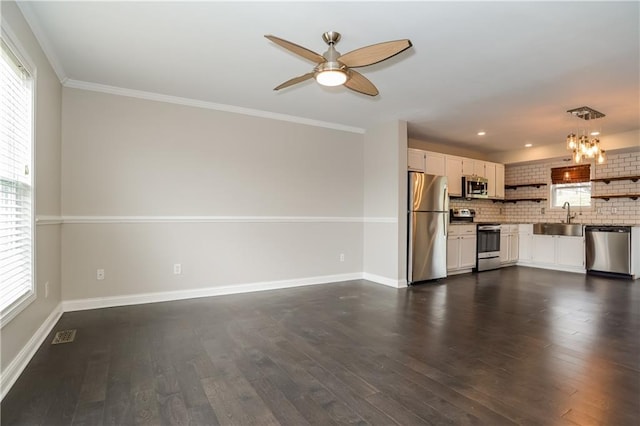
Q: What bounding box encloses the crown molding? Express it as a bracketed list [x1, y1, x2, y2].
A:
[14, 1, 67, 83]
[63, 79, 365, 134]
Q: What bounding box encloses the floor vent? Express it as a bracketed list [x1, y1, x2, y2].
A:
[51, 329, 76, 344]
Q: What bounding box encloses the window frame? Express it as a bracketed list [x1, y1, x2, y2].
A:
[0, 24, 37, 328]
[548, 164, 594, 212]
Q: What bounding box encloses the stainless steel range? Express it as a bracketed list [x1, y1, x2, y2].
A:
[476, 223, 501, 271]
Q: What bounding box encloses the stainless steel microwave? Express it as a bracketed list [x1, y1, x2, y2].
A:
[462, 175, 489, 198]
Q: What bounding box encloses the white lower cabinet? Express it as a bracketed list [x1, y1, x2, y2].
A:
[518, 224, 585, 272]
[518, 224, 533, 262]
[500, 224, 519, 265]
[532, 235, 556, 264]
[447, 225, 476, 274]
[556, 236, 585, 268]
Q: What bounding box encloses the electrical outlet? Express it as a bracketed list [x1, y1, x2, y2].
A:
[97, 269, 105, 280]
[612, 207, 618, 214]
[339, 253, 345, 262]
[44, 281, 49, 298]
[173, 263, 182, 275]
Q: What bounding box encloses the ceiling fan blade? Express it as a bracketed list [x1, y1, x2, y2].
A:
[344, 70, 378, 96]
[265, 35, 325, 63]
[339, 39, 412, 68]
[274, 72, 315, 91]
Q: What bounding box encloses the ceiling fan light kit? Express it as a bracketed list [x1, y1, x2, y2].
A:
[265, 31, 412, 96]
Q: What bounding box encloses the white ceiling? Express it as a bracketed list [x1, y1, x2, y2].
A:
[17, 1, 640, 154]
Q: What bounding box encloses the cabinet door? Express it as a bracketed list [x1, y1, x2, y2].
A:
[485, 162, 496, 198]
[556, 236, 585, 268]
[509, 233, 519, 262]
[495, 164, 505, 199]
[408, 149, 425, 171]
[532, 235, 555, 264]
[447, 236, 460, 270]
[499, 233, 509, 264]
[459, 235, 477, 269]
[445, 156, 463, 196]
[425, 151, 446, 176]
[461, 158, 475, 176]
[473, 160, 486, 178]
[518, 232, 532, 261]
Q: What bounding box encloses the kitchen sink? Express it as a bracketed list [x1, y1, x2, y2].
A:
[533, 223, 583, 237]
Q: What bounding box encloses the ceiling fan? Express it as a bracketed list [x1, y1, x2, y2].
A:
[264, 31, 412, 96]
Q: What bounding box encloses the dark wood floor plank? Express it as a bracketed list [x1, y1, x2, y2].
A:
[230, 323, 369, 425]
[71, 400, 105, 426]
[249, 376, 312, 426]
[77, 350, 110, 404]
[131, 388, 161, 426]
[2, 268, 639, 426]
[200, 375, 280, 426]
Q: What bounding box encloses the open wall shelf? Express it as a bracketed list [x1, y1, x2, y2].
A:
[591, 194, 639, 201]
[590, 176, 640, 200]
[505, 183, 547, 190]
[591, 175, 640, 184]
[493, 198, 547, 204]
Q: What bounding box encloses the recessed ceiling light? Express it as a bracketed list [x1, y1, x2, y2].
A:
[590, 131, 600, 136]
[525, 143, 533, 148]
[477, 131, 486, 136]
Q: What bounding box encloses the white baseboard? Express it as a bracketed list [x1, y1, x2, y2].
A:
[362, 273, 407, 288]
[1, 302, 63, 401]
[62, 273, 364, 312]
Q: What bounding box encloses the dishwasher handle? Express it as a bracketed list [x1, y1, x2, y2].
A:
[586, 226, 631, 233]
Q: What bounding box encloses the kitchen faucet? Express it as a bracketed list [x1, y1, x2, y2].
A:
[562, 201, 576, 223]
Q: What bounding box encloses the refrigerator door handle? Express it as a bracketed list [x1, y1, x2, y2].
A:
[443, 184, 448, 237]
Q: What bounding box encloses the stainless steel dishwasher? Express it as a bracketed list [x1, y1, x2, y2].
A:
[585, 226, 632, 276]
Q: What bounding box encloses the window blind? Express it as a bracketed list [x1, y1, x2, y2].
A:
[1, 38, 33, 316]
[551, 165, 590, 184]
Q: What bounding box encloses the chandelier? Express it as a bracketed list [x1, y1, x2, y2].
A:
[566, 106, 606, 164]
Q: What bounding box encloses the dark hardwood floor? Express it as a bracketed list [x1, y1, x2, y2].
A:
[2, 266, 639, 425]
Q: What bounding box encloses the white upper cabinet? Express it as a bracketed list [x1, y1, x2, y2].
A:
[408, 149, 504, 198]
[425, 151, 446, 176]
[495, 164, 505, 199]
[408, 149, 446, 176]
[461, 158, 475, 176]
[473, 160, 487, 178]
[445, 156, 464, 196]
[484, 162, 496, 197]
[408, 148, 425, 172]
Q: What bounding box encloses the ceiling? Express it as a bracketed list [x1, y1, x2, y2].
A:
[16, 1, 640, 154]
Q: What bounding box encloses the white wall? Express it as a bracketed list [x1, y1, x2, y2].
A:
[60, 88, 365, 303]
[363, 120, 408, 286]
[0, 0, 63, 388]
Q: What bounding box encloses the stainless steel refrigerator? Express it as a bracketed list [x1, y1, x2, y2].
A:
[408, 172, 449, 284]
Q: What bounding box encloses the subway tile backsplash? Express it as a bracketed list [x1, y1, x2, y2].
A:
[450, 151, 640, 225]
